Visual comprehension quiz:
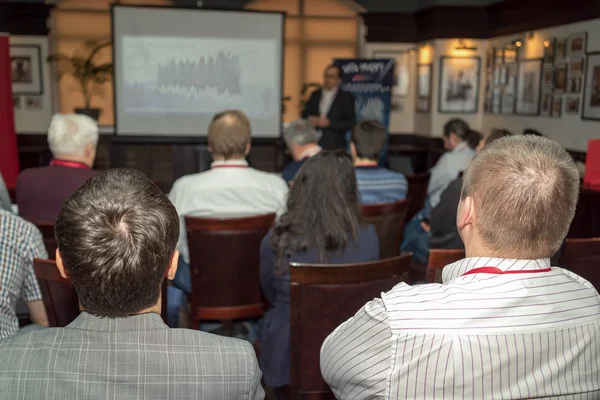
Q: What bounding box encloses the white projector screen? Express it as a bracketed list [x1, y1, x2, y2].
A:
[112, 6, 284, 137]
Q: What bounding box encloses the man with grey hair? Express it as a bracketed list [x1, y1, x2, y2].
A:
[321, 135, 600, 399]
[17, 113, 98, 222]
[282, 119, 322, 184]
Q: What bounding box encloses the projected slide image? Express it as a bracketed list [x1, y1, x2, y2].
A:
[121, 36, 278, 117]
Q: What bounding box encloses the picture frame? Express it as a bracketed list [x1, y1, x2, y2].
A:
[516, 58, 543, 115]
[504, 63, 518, 96]
[372, 50, 410, 98]
[567, 77, 582, 94]
[565, 97, 580, 115]
[416, 63, 432, 113]
[438, 56, 481, 114]
[24, 95, 43, 110]
[10, 44, 43, 95]
[569, 57, 585, 76]
[555, 39, 566, 63]
[567, 32, 587, 56]
[543, 38, 556, 64]
[486, 47, 495, 68]
[554, 63, 568, 92]
[491, 89, 501, 114]
[541, 89, 552, 116]
[542, 67, 554, 86]
[501, 95, 515, 114]
[582, 52, 600, 121]
[504, 48, 518, 64]
[551, 96, 562, 117]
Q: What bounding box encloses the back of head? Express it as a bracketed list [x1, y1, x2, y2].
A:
[464, 129, 483, 150]
[487, 129, 513, 146]
[48, 113, 98, 157]
[283, 119, 320, 148]
[443, 118, 470, 139]
[208, 110, 251, 159]
[55, 168, 179, 318]
[272, 151, 360, 269]
[462, 136, 579, 258]
[351, 120, 386, 160]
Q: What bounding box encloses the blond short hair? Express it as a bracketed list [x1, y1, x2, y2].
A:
[461, 136, 579, 257]
[207, 110, 251, 159]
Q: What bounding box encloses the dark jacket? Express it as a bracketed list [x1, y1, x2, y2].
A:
[429, 176, 464, 250]
[17, 165, 97, 222]
[302, 88, 356, 150]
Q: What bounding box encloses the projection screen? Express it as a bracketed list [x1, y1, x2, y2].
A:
[112, 5, 284, 137]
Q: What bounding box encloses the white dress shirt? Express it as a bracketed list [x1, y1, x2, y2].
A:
[427, 141, 475, 208]
[168, 160, 288, 264]
[319, 88, 338, 117]
[321, 257, 600, 399]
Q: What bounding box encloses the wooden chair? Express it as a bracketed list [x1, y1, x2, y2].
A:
[360, 199, 410, 259]
[426, 249, 465, 283]
[33, 221, 57, 259]
[559, 237, 600, 291]
[34, 258, 79, 327]
[405, 172, 431, 222]
[185, 213, 275, 329]
[289, 254, 412, 399]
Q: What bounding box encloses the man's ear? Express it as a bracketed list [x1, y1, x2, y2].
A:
[457, 195, 475, 232]
[55, 250, 69, 279]
[165, 251, 179, 281]
[245, 142, 251, 156]
[350, 142, 357, 158]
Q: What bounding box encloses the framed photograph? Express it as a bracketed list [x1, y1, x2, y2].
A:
[13, 95, 20, 109]
[504, 48, 518, 64]
[10, 45, 43, 95]
[565, 97, 580, 114]
[570, 57, 585, 76]
[544, 38, 556, 64]
[504, 63, 518, 95]
[582, 52, 600, 121]
[501, 95, 515, 114]
[568, 77, 582, 93]
[492, 89, 501, 114]
[554, 64, 568, 92]
[417, 63, 432, 113]
[516, 58, 543, 115]
[438, 56, 481, 113]
[542, 67, 554, 85]
[551, 96, 562, 117]
[24, 96, 42, 110]
[567, 32, 587, 56]
[555, 39, 566, 62]
[541, 89, 552, 116]
[486, 47, 495, 68]
[373, 50, 410, 98]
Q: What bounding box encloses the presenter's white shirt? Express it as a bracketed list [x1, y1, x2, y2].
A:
[168, 160, 288, 264]
[319, 88, 338, 117]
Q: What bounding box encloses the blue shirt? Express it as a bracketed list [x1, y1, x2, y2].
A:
[427, 141, 475, 208]
[355, 166, 408, 205]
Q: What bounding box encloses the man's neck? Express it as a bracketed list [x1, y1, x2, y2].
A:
[293, 144, 321, 161]
[354, 158, 379, 167]
[53, 154, 92, 168]
[211, 155, 246, 162]
[80, 301, 162, 318]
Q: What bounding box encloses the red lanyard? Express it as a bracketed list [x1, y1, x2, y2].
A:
[50, 160, 89, 169]
[462, 266, 552, 276]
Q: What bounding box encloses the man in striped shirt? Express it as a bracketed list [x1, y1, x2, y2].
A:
[351, 120, 408, 205]
[321, 135, 600, 399]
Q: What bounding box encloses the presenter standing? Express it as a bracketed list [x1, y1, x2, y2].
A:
[302, 64, 356, 151]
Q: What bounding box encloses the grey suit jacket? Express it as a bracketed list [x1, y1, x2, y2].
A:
[0, 312, 265, 399]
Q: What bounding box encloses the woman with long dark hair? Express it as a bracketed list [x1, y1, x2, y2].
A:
[258, 151, 379, 392]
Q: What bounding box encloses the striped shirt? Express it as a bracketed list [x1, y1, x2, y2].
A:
[355, 166, 408, 205]
[320, 257, 600, 399]
[0, 210, 47, 339]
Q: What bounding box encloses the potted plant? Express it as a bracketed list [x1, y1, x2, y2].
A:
[48, 41, 113, 121]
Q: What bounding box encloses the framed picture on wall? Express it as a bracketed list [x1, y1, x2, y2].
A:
[570, 57, 585, 76]
[567, 32, 587, 56]
[542, 67, 554, 86]
[516, 58, 542, 115]
[492, 89, 501, 114]
[567, 77, 582, 93]
[372, 50, 410, 98]
[541, 89, 552, 116]
[9, 45, 43, 95]
[417, 63, 432, 113]
[544, 38, 556, 64]
[565, 97, 580, 114]
[551, 96, 562, 117]
[438, 56, 481, 113]
[555, 39, 566, 62]
[501, 95, 515, 114]
[582, 52, 600, 121]
[486, 47, 495, 68]
[554, 64, 568, 92]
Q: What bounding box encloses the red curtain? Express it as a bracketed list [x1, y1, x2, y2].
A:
[584, 139, 600, 190]
[0, 34, 20, 188]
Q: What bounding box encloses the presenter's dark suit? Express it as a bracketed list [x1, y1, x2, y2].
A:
[302, 88, 356, 150]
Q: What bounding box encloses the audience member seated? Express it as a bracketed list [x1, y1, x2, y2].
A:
[426, 129, 513, 257]
[0, 169, 264, 399]
[168, 110, 288, 296]
[401, 121, 481, 263]
[524, 128, 544, 136]
[17, 114, 98, 222]
[321, 135, 600, 399]
[351, 120, 408, 204]
[0, 173, 11, 212]
[0, 210, 48, 338]
[282, 119, 322, 184]
[259, 151, 378, 392]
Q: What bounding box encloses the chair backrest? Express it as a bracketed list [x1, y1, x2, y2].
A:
[560, 237, 600, 290]
[289, 254, 412, 399]
[34, 221, 57, 259]
[427, 249, 465, 283]
[185, 213, 276, 323]
[405, 172, 431, 222]
[360, 199, 410, 259]
[34, 258, 79, 327]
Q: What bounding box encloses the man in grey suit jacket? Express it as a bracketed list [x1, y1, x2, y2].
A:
[0, 168, 264, 400]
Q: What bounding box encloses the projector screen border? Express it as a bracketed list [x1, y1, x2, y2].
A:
[110, 3, 286, 139]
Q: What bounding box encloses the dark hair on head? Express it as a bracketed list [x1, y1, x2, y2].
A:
[55, 168, 179, 318]
[270, 151, 360, 275]
[443, 119, 470, 139]
[351, 120, 386, 160]
[464, 129, 483, 150]
[487, 129, 513, 146]
[325, 64, 342, 78]
[524, 128, 544, 137]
